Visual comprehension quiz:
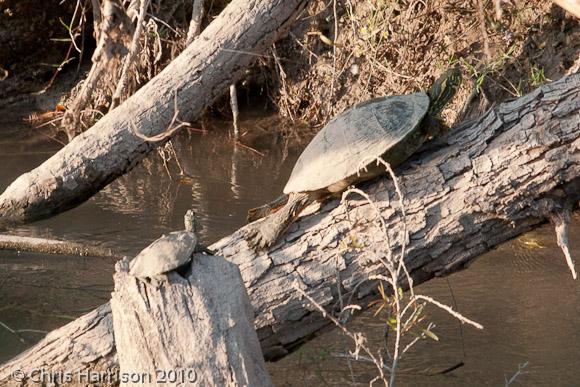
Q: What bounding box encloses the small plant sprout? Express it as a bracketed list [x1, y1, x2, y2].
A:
[505, 361, 529, 386]
[530, 65, 547, 86]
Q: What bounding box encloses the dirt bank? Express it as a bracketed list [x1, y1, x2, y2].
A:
[0, 0, 76, 99]
[267, 0, 580, 133]
[1, 0, 579, 139]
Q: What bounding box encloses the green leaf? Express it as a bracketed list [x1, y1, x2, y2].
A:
[423, 329, 439, 341]
[59, 17, 72, 31]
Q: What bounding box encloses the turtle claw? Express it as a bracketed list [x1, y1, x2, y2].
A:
[195, 244, 215, 255]
[243, 220, 279, 251]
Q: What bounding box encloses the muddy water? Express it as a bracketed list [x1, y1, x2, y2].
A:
[1, 116, 580, 385]
[270, 222, 580, 386]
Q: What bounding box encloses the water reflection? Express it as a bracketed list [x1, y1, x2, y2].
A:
[269, 220, 580, 386]
[1, 117, 580, 385]
[0, 250, 115, 362]
[0, 118, 300, 255]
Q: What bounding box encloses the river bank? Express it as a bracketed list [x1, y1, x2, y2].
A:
[1, 0, 578, 141]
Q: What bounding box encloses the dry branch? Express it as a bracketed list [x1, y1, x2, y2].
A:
[0, 0, 308, 228]
[185, 0, 205, 46]
[1, 74, 579, 382]
[61, 0, 133, 139]
[109, 0, 150, 110]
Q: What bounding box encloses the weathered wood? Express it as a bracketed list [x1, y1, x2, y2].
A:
[185, 0, 205, 46]
[1, 74, 579, 381]
[0, 304, 117, 386]
[0, 234, 118, 258]
[0, 0, 308, 228]
[111, 255, 272, 386]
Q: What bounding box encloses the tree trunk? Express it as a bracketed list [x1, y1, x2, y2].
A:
[111, 255, 272, 387]
[0, 0, 307, 228]
[1, 74, 579, 382]
[0, 304, 117, 386]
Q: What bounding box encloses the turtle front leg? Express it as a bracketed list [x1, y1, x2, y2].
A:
[246, 194, 290, 222]
[244, 192, 315, 251]
[194, 244, 215, 255]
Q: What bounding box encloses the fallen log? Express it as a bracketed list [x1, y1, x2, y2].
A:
[1, 74, 579, 382]
[0, 234, 119, 258]
[0, 0, 308, 228]
[111, 255, 272, 387]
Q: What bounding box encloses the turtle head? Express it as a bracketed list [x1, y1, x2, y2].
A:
[427, 66, 462, 117]
[184, 210, 197, 233]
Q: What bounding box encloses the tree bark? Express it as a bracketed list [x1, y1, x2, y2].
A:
[1, 74, 579, 383]
[111, 255, 272, 386]
[0, 304, 117, 386]
[0, 0, 308, 228]
[0, 234, 118, 257]
[185, 0, 205, 46]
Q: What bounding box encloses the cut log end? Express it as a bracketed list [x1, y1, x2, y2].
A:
[111, 253, 273, 387]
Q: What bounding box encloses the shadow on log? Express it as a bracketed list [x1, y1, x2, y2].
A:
[1, 73, 579, 383]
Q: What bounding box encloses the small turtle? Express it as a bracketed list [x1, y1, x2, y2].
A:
[245, 67, 462, 250]
[129, 210, 212, 279]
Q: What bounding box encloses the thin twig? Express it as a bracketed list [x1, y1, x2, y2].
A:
[69, 0, 83, 53]
[130, 92, 190, 142]
[294, 284, 389, 385]
[414, 295, 483, 329]
[232, 140, 265, 157]
[330, 0, 339, 103]
[505, 361, 529, 386]
[373, 158, 414, 295]
[0, 321, 26, 344]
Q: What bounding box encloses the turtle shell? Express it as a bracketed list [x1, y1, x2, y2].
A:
[284, 92, 430, 194]
[129, 231, 197, 278]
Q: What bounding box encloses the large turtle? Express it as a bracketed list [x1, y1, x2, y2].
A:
[244, 67, 462, 250]
[129, 210, 212, 279]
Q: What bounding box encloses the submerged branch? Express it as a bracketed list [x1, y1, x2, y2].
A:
[0, 234, 119, 258]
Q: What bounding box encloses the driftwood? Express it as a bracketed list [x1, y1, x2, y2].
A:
[0, 234, 118, 257]
[0, 0, 307, 228]
[111, 255, 272, 386]
[1, 74, 579, 383]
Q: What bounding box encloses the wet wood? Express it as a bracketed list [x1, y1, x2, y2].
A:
[1, 74, 579, 381]
[0, 234, 118, 258]
[111, 255, 272, 386]
[0, 0, 308, 228]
